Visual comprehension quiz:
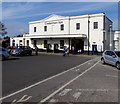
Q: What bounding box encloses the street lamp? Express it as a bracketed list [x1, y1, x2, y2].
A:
[109, 24, 112, 50]
[88, 15, 90, 55]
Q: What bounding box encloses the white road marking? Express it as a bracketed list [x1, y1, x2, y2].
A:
[40, 60, 100, 103]
[0, 58, 98, 101]
[11, 95, 32, 103]
[49, 98, 58, 103]
[73, 92, 82, 101]
[58, 89, 72, 96]
[105, 75, 118, 78]
[75, 69, 80, 72]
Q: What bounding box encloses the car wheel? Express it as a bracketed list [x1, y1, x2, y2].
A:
[116, 62, 120, 69]
[101, 58, 105, 64]
[2, 55, 5, 61]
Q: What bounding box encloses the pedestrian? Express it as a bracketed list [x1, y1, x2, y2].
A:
[35, 45, 38, 55]
[62, 46, 67, 56]
[78, 49, 81, 54]
[66, 47, 70, 55]
[72, 46, 75, 55]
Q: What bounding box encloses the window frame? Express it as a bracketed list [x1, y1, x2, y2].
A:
[76, 23, 80, 30]
[93, 22, 98, 29]
[34, 27, 37, 32]
[60, 24, 64, 31]
[44, 26, 47, 31]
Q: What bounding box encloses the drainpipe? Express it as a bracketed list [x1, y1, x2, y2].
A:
[88, 15, 90, 55]
[68, 16, 71, 50]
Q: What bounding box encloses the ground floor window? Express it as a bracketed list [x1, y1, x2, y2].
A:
[60, 40, 64, 49]
[12, 40, 15, 46]
[44, 40, 47, 48]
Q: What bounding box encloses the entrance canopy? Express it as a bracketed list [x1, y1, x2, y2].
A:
[25, 34, 87, 39]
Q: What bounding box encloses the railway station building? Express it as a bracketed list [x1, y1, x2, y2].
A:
[10, 13, 114, 54]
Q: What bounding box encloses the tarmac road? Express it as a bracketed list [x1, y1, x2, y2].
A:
[2, 54, 92, 96]
[1, 55, 119, 103]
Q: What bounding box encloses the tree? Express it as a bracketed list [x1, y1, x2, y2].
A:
[0, 22, 7, 37]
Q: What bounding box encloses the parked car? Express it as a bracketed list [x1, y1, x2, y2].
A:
[101, 50, 120, 69]
[0, 47, 10, 60]
[5, 46, 16, 54]
[11, 46, 32, 56]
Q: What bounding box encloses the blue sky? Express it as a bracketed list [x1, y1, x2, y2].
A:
[2, 2, 118, 37]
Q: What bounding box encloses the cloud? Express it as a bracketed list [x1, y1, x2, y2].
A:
[2, 0, 120, 2]
[2, 2, 115, 20]
[4, 21, 28, 36]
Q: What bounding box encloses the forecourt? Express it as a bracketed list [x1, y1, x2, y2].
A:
[2, 54, 93, 102]
[1, 55, 118, 103]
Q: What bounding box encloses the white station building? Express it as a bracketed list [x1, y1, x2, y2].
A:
[10, 13, 114, 53]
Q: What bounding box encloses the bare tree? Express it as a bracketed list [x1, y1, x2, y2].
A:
[0, 22, 7, 37]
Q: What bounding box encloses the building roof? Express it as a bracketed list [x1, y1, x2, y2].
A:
[29, 12, 105, 24]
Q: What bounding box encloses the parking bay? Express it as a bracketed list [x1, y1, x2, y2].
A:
[2, 54, 93, 97]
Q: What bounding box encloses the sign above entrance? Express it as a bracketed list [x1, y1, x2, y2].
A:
[45, 21, 63, 25]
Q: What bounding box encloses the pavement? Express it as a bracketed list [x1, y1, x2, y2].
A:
[1, 54, 119, 103]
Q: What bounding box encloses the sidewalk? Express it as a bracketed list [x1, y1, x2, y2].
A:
[32, 51, 99, 58]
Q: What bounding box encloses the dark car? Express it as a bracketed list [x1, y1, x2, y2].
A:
[11, 46, 32, 56]
[0, 47, 10, 60]
[5, 46, 16, 54]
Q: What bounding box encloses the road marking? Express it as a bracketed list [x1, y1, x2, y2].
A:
[40, 60, 100, 103]
[49, 98, 58, 103]
[11, 95, 32, 103]
[105, 75, 118, 78]
[73, 92, 82, 101]
[58, 89, 72, 96]
[75, 69, 80, 72]
[0, 57, 98, 101]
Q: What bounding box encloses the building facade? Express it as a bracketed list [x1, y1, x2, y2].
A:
[113, 30, 120, 51]
[10, 13, 113, 53]
[10, 33, 31, 47]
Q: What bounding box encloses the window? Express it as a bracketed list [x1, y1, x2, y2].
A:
[60, 40, 64, 49]
[76, 23, 80, 30]
[34, 27, 36, 32]
[61, 24, 64, 31]
[27, 40, 29, 46]
[12, 40, 15, 46]
[44, 26, 47, 31]
[93, 22, 98, 29]
[19, 40, 22, 42]
[44, 40, 47, 48]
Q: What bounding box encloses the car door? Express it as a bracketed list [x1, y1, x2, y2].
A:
[109, 52, 117, 65]
[104, 51, 111, 64]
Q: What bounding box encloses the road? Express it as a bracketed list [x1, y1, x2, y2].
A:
[1, 54, 119, 103]
[2, 54, 92, 96]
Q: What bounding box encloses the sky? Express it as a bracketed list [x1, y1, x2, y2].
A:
[1, 2, 119, 37]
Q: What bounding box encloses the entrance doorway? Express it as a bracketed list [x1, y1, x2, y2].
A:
[54, 44, 59, 53]
[71, 39, 84, 53]
[34, 40, 37, 46]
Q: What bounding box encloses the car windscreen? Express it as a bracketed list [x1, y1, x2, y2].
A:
[115, 52, 120, 57]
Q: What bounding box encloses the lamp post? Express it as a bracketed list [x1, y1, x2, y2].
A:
[88, 15, 90, 55]
[109, 25, 112, 50]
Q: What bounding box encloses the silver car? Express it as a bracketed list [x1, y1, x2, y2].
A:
[101, 50, 120, 69]
[0, 47, 10, 60]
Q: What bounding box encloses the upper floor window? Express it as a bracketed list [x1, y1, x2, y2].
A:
[76, 23, 80, 30]
[44, 26, 47, 31]
[34, 27, 36, 32]
[61, 24, 64, 31]
[93, 22, 98, 29]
